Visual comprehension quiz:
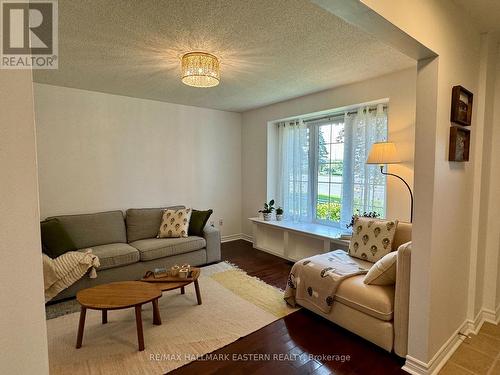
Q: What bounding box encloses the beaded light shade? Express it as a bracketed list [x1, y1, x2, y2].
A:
[181, 52, 220, 88]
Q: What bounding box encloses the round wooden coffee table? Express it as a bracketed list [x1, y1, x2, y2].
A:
[141, 267, 202, 305]
[76, 281, 162, 351]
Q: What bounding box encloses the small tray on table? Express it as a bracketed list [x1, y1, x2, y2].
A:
[142, 268, 200, 283]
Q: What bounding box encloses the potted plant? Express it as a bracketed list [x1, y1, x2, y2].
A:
[276, 207, 284, 221]
[259, 199, 275, 221]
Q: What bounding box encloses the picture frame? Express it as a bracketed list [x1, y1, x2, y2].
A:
[448, 126, 470, 162]
[450, 85, 473, 126]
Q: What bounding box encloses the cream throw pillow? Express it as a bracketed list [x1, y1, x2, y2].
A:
[348, 217, 398, 262]
[158, 208, 192, 238]
[363, 251, 397, 285]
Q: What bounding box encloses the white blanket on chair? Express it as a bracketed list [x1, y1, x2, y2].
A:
[284, 250, 368, 313]
[43, 249, 100, 302]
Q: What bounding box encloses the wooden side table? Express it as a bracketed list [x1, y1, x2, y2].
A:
[76, 281, 162, 351]
[141, 267, 202, 305]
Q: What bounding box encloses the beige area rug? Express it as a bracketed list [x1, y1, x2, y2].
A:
[46, 262, 298, 374]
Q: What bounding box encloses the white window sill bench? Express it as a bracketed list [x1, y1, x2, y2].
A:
[249, 217, 350, 262]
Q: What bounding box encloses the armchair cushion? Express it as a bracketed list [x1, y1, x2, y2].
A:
[363, 251, 397, 285]
[348, 217, 398, 262]
[335, 275, 395, 321]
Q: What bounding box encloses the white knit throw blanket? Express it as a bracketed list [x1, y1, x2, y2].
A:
[43, 249, 100, 302]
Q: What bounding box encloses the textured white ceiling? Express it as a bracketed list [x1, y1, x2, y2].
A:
[33, 0, 415, 112]
[452, 0, 500, 33]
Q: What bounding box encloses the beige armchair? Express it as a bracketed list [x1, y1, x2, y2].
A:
[296, 222, 412, 357]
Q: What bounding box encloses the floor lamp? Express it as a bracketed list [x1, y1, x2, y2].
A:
[366, 142, 413, 222]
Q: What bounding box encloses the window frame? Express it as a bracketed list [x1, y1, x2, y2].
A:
[307, 111, 387, 228]
[308, 115, 347, 228]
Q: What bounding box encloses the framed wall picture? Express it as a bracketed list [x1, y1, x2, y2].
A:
[449, 126, 470, 162]
[450, 85, 473, 126]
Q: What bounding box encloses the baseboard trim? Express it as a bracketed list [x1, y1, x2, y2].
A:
[403, 306, 500, 375]
[465, 309, 484, 336]
[465, 307, 500, 336]
[221, 234, 243, 243]
[482, 308, 498, 325]
[241, 233, 253, 243]
[402, 356, 431, 375]
[221, 233, 253, 243]
[402, 320, 468, 375]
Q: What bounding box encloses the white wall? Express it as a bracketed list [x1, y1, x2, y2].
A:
[34, 84, 242, 237]
[359, 0, 482, 366]
[0, 72, 49, 373]
[241, 68, 416, 236]
[490, 49, 500, 312]
[467, 35, 499, 322]
[467, 34, 497, 322]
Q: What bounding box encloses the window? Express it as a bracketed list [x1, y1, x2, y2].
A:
[311, 117, 345, 225]
[277, 104, 387, 227]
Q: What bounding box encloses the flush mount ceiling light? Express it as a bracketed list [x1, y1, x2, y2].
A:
[181, 52, 220, 88]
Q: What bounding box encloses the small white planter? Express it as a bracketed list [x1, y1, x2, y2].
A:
[263, 213, 272, 221]
[276, 214, 283, 221]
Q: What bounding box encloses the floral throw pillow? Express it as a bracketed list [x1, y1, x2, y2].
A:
[348, 217, 398, 263]
[158, 208, 192, 238]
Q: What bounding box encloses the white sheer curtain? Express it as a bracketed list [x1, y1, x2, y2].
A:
[276, 119, 312, 222]
[276, 104, 387, 226]
[342, 104, 387, 219]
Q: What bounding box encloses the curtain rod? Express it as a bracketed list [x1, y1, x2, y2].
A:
[301, 104, 387, 124]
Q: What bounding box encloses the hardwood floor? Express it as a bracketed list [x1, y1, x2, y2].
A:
[170, 240, 407, 375]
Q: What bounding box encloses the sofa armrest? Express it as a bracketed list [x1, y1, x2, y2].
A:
[394, 241, 412, 357]
[203, 225, 221, 263]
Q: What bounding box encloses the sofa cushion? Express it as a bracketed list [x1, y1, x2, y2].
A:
[40, 218, 77, 258]
[189, 209, 213, 236]
[126, 206, 185, 243]
[335, 275, 395, 321]
[130, 236, 206, 261]
[158, 208, 192, 238]
[51, 211, 127, 249]
[80, 243, 139, 270]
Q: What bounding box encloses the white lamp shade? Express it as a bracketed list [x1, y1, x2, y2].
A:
[366, 142, 401, 164]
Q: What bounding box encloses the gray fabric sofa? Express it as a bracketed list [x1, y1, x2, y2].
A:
[48, 207, 221, 302]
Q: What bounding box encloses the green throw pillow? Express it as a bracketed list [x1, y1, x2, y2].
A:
[40, 218, 77, 258]
[188, 209, 213, 236]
